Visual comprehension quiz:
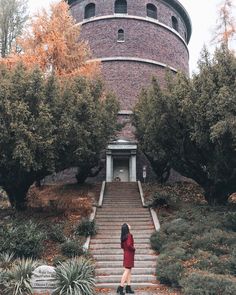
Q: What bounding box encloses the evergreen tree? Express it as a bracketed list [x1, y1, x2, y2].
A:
[0, 64, 119, 209]
[134, 45, 236, 204]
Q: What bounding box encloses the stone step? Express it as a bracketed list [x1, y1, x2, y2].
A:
[95, 221, 152, 225]
[90, 248, 154, 255]
[96, 267, 155, 276]
[93, 254, 156, 261]
[90, 243, 151, 250]
[96, 211, 151, 220]
[98, 206, 149, 215]
[96, 227, 154, 233]
[90, 238, 151, 244]
[95, 260, 156, 269]
[95, 217, 152, 221]
[96, 274, 156, 283]
[95, 282, 158, 289]
[94, 233, 153, 240]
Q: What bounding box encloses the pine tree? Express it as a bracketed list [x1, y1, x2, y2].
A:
[134, 45, 236, 204]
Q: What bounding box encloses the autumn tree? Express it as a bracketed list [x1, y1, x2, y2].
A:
[134, 45, 236, 205]
[0, 64, 118, 209]
[212, 0, 236, 48]
[0, 0, 28, 58]
[3, 0, 99, 77]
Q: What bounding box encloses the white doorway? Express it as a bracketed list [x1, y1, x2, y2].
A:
[113, 159, 129, 182]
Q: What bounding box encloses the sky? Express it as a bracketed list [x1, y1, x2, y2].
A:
[28, 0, 236, 74]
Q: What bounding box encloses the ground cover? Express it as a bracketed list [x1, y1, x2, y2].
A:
[144, 182, 236, 295]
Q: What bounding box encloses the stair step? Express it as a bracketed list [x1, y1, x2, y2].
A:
[93, 254, 156, 261]
[96, 222, 153, 226]
[90, 243, 151, 249]
[96, 267, 155, 276]
[96, 274, 156, 283]
[90, 249, 154, 255]
[96, 261, 156, 268]
[90, 238, 151, 244]
[95, 282, 158, 289]
[95, 217, 152, 221]
[93, 235, 153, 243]
[96, 227, 154, 233]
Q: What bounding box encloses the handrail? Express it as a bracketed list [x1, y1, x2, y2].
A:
[98, 181, 106, 207]
[138, 181, 160, 231]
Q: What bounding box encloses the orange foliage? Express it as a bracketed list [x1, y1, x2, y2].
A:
[1, 1, 100, 78]
[212, 0, 236, 47]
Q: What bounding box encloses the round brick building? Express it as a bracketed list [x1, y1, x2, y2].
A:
[68, 0, 192, 182]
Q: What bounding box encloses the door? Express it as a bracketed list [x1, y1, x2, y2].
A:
[113, 158, 129, 182]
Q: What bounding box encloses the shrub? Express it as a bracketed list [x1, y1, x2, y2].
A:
[194, 250, 232, 275]
[61, 239, 84, 258]
[224, 212, 236, 231]
[192, 229, 234, 255]
[148, 191, 180, 210]
[228, 250, 236, 276]
[48, 224, 66, 243]
[150, 230, 168, 252]
[75, 219, 97, 237]
[53, 257, 95, 295]
[181, 271, 236, 295]
[2, 258, 39, 295]
[52, 255, 67, 267]
[0, 221, 46, 258]
[0, 252, 15, 270]
[163, 218, 192, 238]
[156, 254, 184, 287]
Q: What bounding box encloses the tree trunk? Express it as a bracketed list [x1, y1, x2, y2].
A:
[76, 166, 90, 184]
[4, 182, 32, 210]
[204, 183, 230, 205]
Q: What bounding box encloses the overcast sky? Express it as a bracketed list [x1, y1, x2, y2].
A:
[28, 0, 236, 74]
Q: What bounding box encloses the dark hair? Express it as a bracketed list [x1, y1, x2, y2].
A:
[121, 223, 129, 242]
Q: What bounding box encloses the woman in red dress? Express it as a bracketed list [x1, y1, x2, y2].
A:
[117, 223, 135, 294]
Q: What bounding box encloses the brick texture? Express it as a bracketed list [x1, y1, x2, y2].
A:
[71, 0, 190, 110]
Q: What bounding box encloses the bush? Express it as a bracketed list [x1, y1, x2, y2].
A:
[224, 212, 236, 231]
[156, 254, 184, 287]
[150, 230, 168, 252]
[181, 271, 236, 295]
[0, 252, 15, 270]
[61, 239, 84, 258]
[48, 224, 66, 243]
[1, 258, 39, 295]
[148, 192, 180, 210]
[53, 257, 95, 295]
[192, 229, 234, 255]
[52, 255, 67, 266]
[75, 219, 97, 237]
[194, 250, 232, 275]
[0, 221, 46, 258]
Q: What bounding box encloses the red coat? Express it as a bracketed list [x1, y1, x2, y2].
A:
[121, 233, 135, 268]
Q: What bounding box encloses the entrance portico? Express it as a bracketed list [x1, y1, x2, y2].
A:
[106, 139, 137, 182]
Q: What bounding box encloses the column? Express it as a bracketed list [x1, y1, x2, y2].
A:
[106, 151, 113, 182]
[130, 150, 137, 182]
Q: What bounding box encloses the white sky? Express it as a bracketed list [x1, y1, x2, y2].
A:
[28, 0, 236, 74]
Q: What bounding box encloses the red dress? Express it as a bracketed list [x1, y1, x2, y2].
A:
[121, 233, 135, 268]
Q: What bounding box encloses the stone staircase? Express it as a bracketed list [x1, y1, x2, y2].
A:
[89, 182, 158, 289]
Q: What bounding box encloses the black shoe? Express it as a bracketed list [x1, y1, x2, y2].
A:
[117, 286, 125, 295]
[126, 285, 135, 294]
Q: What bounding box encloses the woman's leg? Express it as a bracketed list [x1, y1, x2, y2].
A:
[120, 268, 130, 286]
[127, 269, 132, 285]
